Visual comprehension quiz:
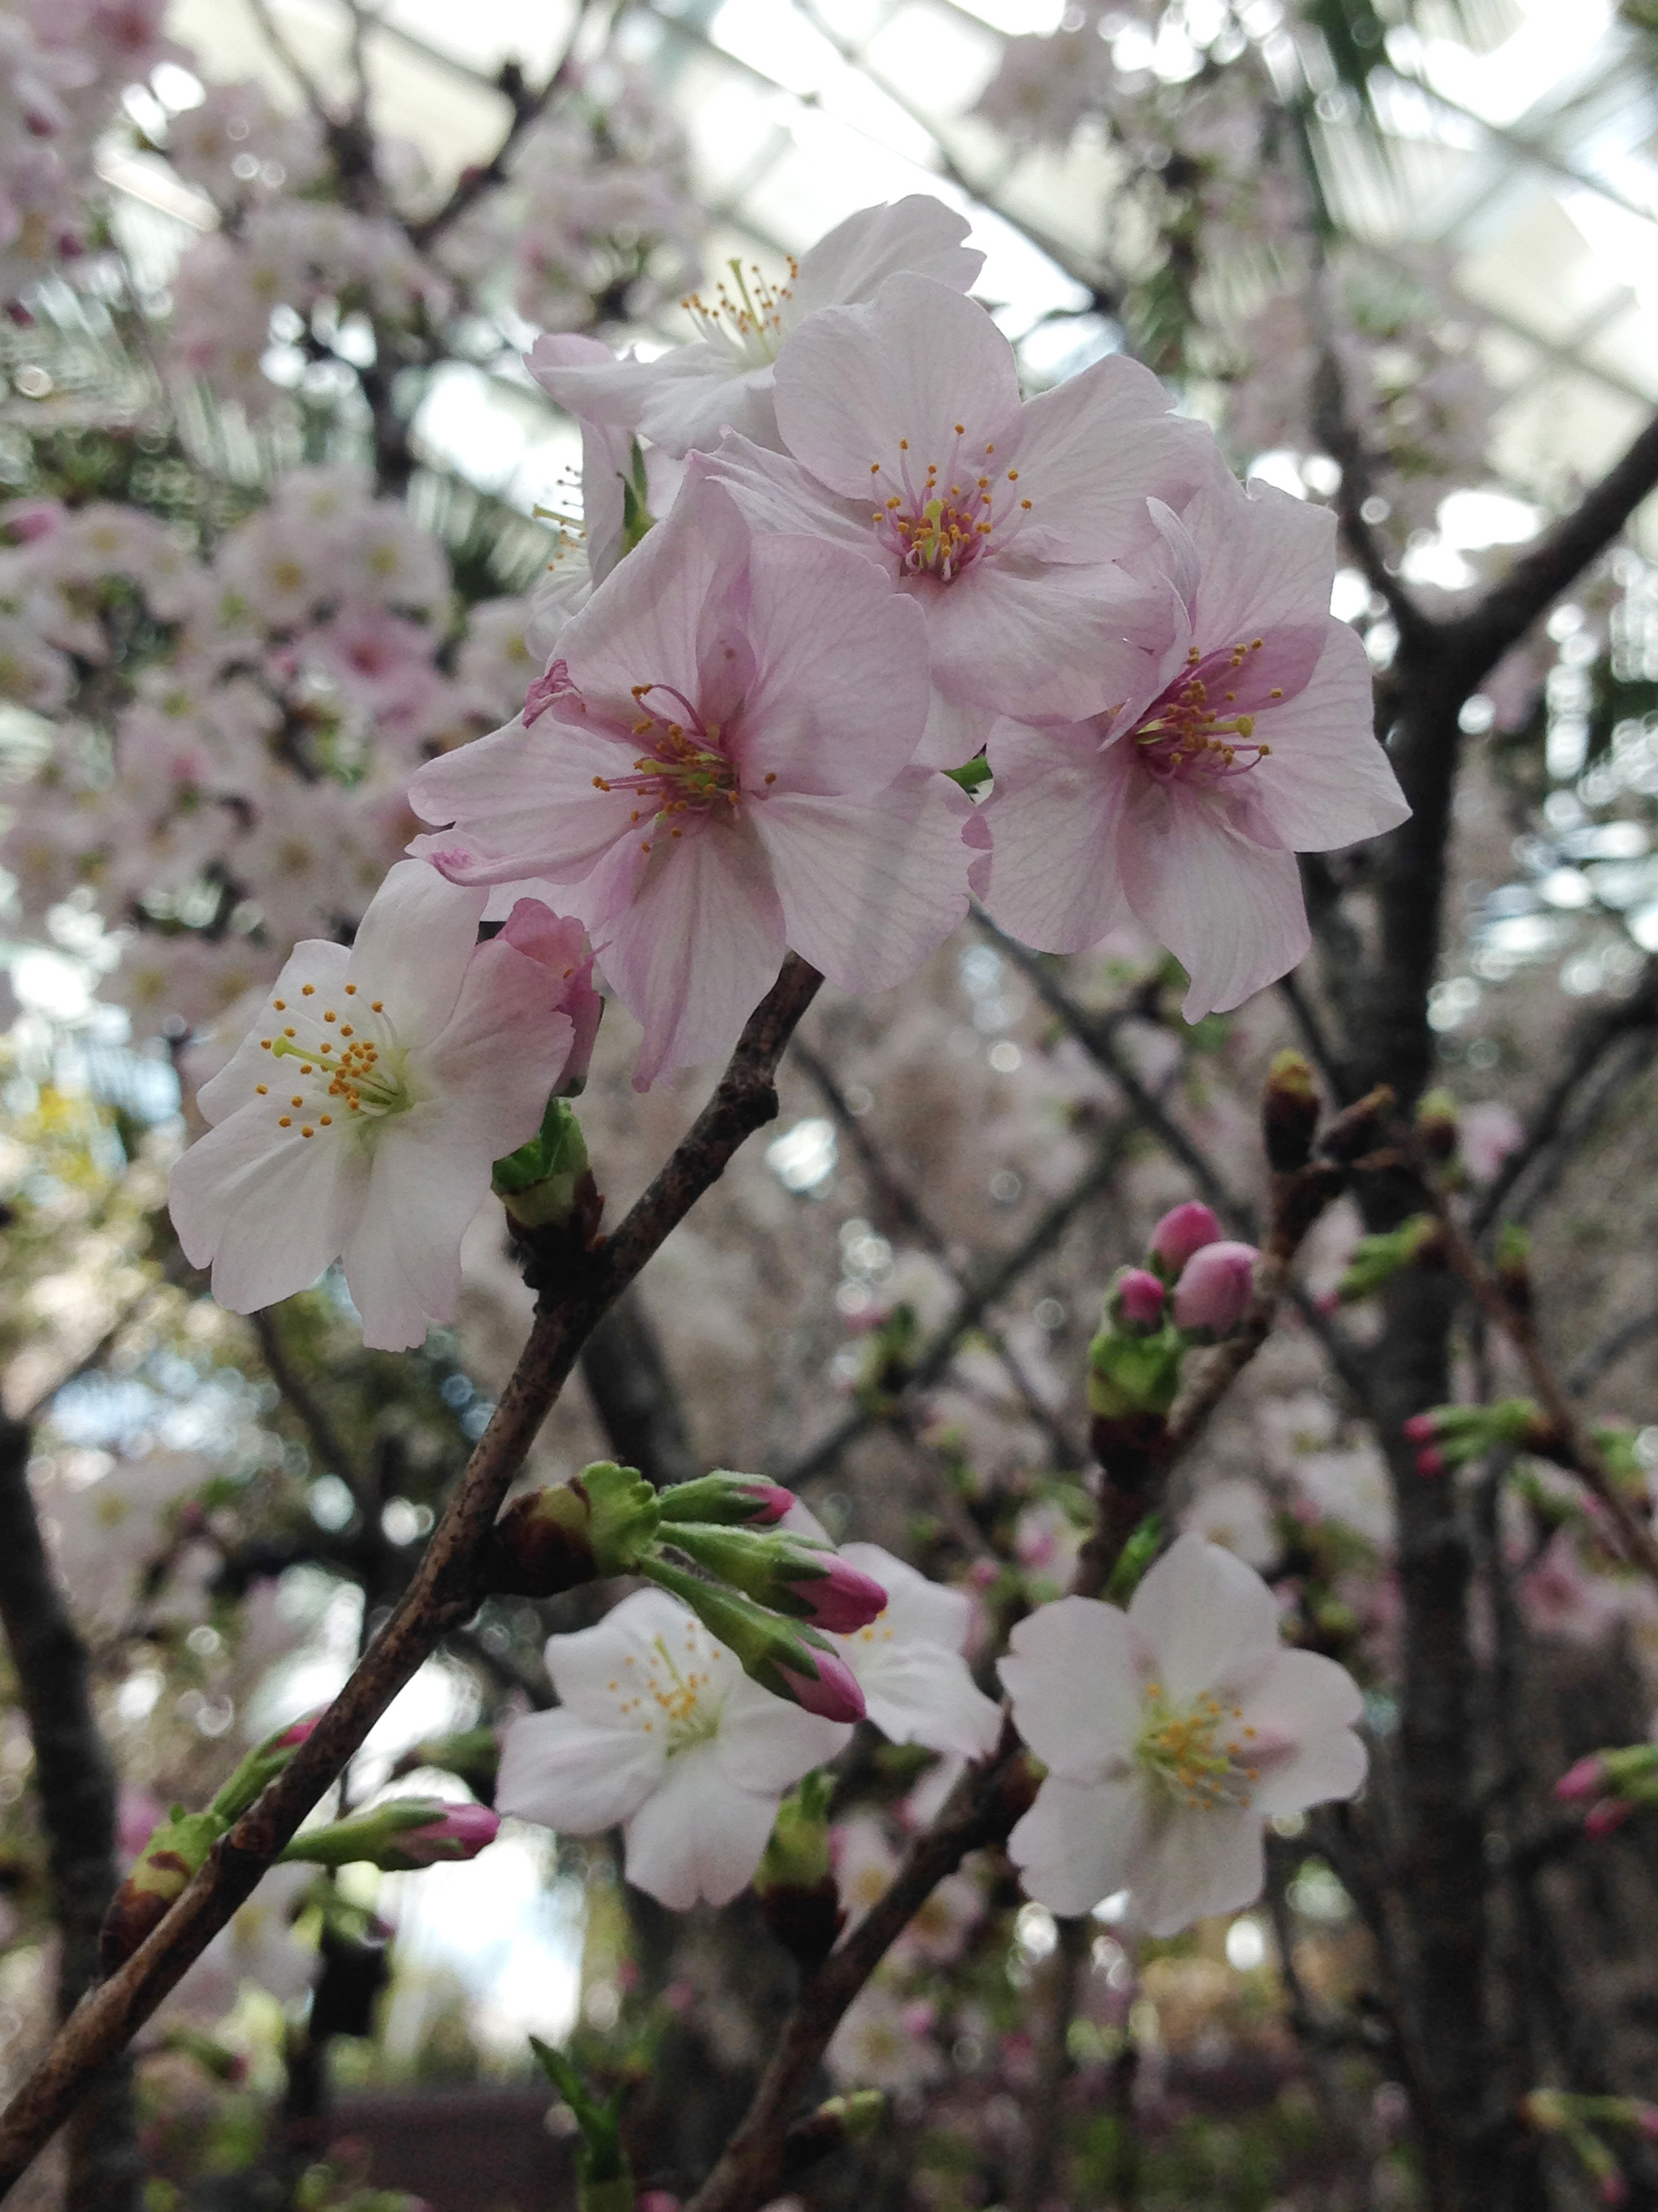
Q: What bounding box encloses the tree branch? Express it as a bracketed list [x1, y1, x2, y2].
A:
[0, 958, 823, 2195]
[0, 1421, 141, 2212]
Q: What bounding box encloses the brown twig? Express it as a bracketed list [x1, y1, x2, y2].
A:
[0, 958, 823, 2196]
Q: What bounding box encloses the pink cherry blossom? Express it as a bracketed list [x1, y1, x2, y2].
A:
[169, 861, 587, 1351]
[705, 271, 1209, 754]
[1150, 1199, 1223, 1273]
[980, 467, 1410, 1018]
[526, 196, 984, 459]
[410, 473, 976, 1089]
[1172, 1241, 1259, 1337]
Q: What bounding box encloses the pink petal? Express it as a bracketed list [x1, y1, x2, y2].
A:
[1237, 623, 1409, 851]
[923, 557, 1171, 722]
[979, 719, 1135, 951]
[1010, 354, 1210, 564]
[789, 194, 983, 319]
[773, 273, 1022, 504]
[749, 773, 973, 995]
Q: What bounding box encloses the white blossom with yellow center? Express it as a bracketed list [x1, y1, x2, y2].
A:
[497, 1590, 849, 1912]
[1000, 1534, 1367, 1936]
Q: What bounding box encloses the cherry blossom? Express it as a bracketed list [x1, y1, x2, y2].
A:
[705, 271, 1209, 750]
[1000, 1534, 1367, 1933]
[979, 468, 1410, 1017]
[411, 473, 976, 1088]
[526, 196, 983, 459]
[496, 1588, 848, 1911]
[168, 861, 586, 1351]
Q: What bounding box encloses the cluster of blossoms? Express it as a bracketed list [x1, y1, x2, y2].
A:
[437, 64, 700, 334]
[1, 469, 536, 1035]
[0, 0, 174, 304]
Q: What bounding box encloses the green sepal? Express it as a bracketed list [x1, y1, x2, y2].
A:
[492, 1095, 590, 1227]
[943, 756, 992, 792]
[758, 1771, 835, 1893]
[1086, 1326, 1184, 1421]
[531, 2036, 632, 2209]
[1104, 1513, 1163, 1605]
[619, 438, 655, 558]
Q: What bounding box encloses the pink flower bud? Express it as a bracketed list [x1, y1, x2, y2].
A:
[4, 499, 61, 544]
[396, 1803, 501, 1866]
[1172, 1242, 1258, 1337]
[1402, 1413, 1440, 1443]
[1150, 1201, 1223, 1275]
[1585, 1797, 1635, 1841]
[1415, 1447, 1447, 1478]
[1634, 2105, 1658, 2143]
[1112, 1268, 1167, 1333]
[1555, 1754, 1609, 1803]
[740, 1482, 795, 1525]
[776, 1646, 865, 1725]
[1599, 2173, 1629, 2207]
[273, 1713, 322, 1749]
[501, 899, 604, 1092]
[789, 1555, 888, 1635]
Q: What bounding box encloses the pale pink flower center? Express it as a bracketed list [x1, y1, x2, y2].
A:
[866, 429, 1031, 584]
[1132, 639, 1279, 785]
[1136, 1681, 1264, 1811]
[593, 681, 760, 856]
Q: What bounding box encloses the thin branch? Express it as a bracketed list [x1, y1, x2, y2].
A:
[0, 959, 823, 2193]
[1307, 314, 1432, 649]
[1567, 1302, 1658, 1399]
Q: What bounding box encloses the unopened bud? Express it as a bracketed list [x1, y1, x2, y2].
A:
[1263, 1050, 1321, 1173]
[492, 1095, 596, 1231]
[1556, 1754, 1610, 1803]
[208, 1713, 321, 1824]
[782, 2089, 887, 2177]
[501, 901, 604, 1096]
[638, 1556, 865, 1722]
[757, 1773, 842, 1971]
[1494, 1223, 1532, 1316]
[665, 1523, 887, 1633]
[101, 1807, 223, 1968]
[1171, 1241, 1258, 1341]
[1586, 1798, 1637, 1841]
[1415, 1087, 1460, 1163]
[485, 1462, 660, 1596]
[279, 1798, 500, 1871]
[658, 1473, 795, 1527]
[1108, 1267, 1167, 1335]
[1148, 1201, 1222, 1280]
[1335, 1215, 1442, 1303]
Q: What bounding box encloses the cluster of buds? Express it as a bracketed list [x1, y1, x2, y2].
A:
[1087, 1204, 1261, 1448]
[485, 1463, 879, 1725]
[102, 1715, 321, 1967]
[1554, 1743, 1658, 1841]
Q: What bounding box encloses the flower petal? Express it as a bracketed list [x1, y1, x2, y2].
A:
[1126, 1535, 1283, 1705]
[789, 195, 983, 320]
[774, 274, 1022, 504]
[196, 941, 351, 1126]
[338, 1115, 488, 1351]
[1239, 1648, 1367, 1815]
[346, 859, 486, 1048]
[1000, 1595, 1142, 1779]
[496, 1709, 663, 1834]
[1128, 1802, 1264, 1936]
[853, 1639, 1003, 1759]
[1240, 622, 1409, 851]
[1114, 776, 1310, 1019]
[839, 1544, 970, 1652]
[980, 719, 1135, 951]
[750, 774, 972, 996]
[623, 1748, 780, 1908]
[1011, 356, 1210, 564]
[1010, 1771, 1150, 1917]
[715, 1673, 852, 1793]
[169, 1110, 368, 1316]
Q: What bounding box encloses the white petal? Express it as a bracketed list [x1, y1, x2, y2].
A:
[1127, 1803, 1264, 1936]
[1127, 1536, 1283, 1703]
[496, 1709, 664, 1834]
[196, 941, 351, 1126]
[1238, 1649, 1367, 1815]
[854, 1641, 1003, 1760]
[169, 1110, 368, 1316]
[1000, 1596, 1142, 1779]
[716, 1673, 852, 1793]
[346, 859, 487, 1047]
[543, 1589, 733, 1722]
[1009, 1771, 1150, 1917]
[622, 1748, 780, 1908]
[839, 1545, 970, 1651]
[418, 936, 576, 1158]
[338, 1116, 489, 1351]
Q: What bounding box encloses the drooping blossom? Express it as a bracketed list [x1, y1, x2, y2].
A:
[496, 1588, 849, 1911]
[978, 467, 1410, 1017]
[1000, 1534, 1367, 1933]
[169, 861, 586, 1351]
[705, 271, 1209, 754]
[411, 474, 975, 1088]
[526, 196, 983, 459]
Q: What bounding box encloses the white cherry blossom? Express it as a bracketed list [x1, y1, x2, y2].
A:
[496, 1589, 848, 1911]
[1000, 1534, 1366, 1935]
